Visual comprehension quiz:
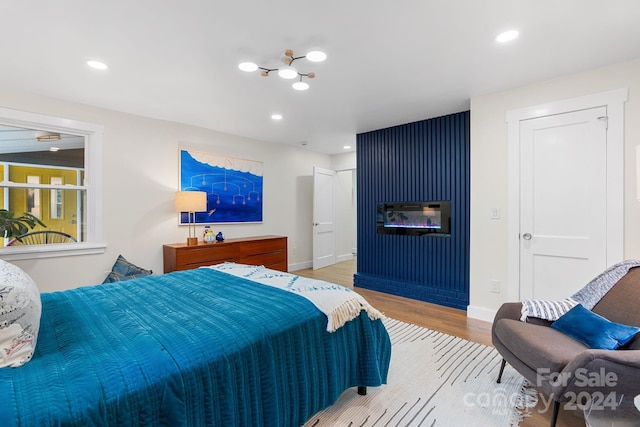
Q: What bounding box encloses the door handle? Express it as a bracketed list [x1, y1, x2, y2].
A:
[522, 233, 532, 240]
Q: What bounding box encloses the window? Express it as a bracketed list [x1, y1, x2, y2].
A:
[0, 107, 104, 260]
[50, 177, 63, 219]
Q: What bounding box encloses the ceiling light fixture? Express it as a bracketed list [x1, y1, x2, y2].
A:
[87, 60, 108, 70]
[496, 30, 519, 43]
[36, 132, 61, 142]
[239, 49, 326, 91]
[271, 114, 283, 120]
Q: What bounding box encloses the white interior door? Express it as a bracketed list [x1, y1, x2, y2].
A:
[313, 167, 337, 270]
[519, 107, 608, 300]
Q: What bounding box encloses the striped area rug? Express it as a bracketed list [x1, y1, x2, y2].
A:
[304, 318, 537, 427]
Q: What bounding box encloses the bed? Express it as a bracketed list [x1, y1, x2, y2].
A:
[0, 263, 391, 426]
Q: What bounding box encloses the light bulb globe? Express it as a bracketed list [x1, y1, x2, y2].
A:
[306, 51, 327, 62]
[292, 81, 309, 91]
[278, 66, 298, 79]
[238, 62, 258, 72]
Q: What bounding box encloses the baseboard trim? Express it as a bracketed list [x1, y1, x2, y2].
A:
[467, 305, 497, 323]
[288, 261, 312, 272]
[336, 253, 354, 263]
[290, 255, 353, 272]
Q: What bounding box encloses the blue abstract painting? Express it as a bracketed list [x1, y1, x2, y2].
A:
[179, 149, 263, 224]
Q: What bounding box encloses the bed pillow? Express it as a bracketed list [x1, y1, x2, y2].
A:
[0, 259, 41, 368]
[551, 303, 640, 350]
[103, 255, 152, 283]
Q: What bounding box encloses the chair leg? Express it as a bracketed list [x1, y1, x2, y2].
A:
[496, 359, 507, 383]
[550, 400, 560, 427]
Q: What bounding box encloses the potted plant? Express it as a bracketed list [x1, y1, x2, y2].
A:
[0, 209, 46, 245]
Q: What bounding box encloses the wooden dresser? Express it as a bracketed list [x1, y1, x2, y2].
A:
[163, 235, 288, 273]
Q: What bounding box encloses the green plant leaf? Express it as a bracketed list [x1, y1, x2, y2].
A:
[0, 209, 47, 239]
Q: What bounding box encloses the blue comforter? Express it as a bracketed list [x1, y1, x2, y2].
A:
[0, 268, 391, 426]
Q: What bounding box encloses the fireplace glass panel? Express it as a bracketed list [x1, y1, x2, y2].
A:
[377, 201, 450, 236]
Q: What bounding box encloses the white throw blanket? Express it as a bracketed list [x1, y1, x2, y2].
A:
[520, 259, 640, 321]
[205, 263, 385, 332]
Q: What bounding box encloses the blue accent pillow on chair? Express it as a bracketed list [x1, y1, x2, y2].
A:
[103, 255, 153, 283]
[551, 304, 640, 350]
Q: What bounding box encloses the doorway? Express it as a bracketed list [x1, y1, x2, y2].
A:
[312, 167, 336, 269]
[506, 89, 626, 301]
[312, 167, 357, 270]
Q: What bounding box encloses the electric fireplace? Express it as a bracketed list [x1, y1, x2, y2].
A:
[377, 201, 451, 236]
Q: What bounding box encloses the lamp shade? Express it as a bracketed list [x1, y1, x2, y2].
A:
[175, 191, 207, 212]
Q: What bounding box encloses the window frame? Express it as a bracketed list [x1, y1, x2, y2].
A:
[0, 107, 105, 260]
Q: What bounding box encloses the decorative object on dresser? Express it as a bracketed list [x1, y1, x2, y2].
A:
[174, 190, 207, 246]
[163, 235, 287, 273]
[203, 225, 215, 243]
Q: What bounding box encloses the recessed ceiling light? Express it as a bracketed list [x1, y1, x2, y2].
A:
[87, 60, 108, 70]
[496, 30, 519, 43]
[49, 147, 60, 152]
[271, 114, 283, 120]
[343, 145, 351, 150]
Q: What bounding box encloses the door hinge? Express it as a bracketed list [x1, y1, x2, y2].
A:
[597, 116, 608, 130]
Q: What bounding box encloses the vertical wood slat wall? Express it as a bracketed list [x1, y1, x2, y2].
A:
[354, 111, 470, 310]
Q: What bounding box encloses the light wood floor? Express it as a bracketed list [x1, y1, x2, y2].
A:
[295, 258, 584, 427]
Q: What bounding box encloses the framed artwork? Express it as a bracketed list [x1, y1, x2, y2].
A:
[179, 149, 263, 224]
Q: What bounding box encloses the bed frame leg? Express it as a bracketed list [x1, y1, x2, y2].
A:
[357, 386, 367, 395]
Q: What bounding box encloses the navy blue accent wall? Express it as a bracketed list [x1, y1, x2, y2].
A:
[355, 111, 470, 310]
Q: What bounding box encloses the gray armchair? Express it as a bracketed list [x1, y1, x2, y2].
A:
[492, 266, 640, 427]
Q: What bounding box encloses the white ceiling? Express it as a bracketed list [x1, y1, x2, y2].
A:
[2, 1, 640, 155]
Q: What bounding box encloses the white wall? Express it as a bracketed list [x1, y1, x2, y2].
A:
[0, 87, 331, 292]
[331, 151, 357, 261]
[469, 57, 640, 320]
[331, 151, 356, 171]
[335, 170, 356, 261]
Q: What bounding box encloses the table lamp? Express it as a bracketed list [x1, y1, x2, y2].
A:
[175, 191, 207, 245]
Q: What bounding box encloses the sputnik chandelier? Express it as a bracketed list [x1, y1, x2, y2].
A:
[238, 49, 327, 91]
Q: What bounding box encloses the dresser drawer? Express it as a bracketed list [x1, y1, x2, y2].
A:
[163, 236, 287, 273]
[239, 238, 286, 257]
[176, 245, 239, 269]
[242, 251, 286, 268]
